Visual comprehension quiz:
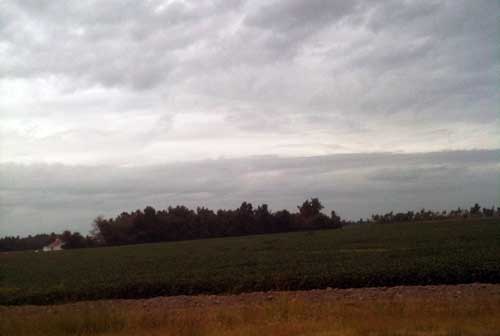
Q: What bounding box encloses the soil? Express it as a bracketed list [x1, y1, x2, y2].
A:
[2, 283, 499, 314]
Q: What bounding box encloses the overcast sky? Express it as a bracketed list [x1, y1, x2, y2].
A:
[0, 0, 499, 236]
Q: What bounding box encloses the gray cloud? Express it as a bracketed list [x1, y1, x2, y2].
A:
[0, 0, 244, 88]
[243, 0, 361, 56]
[1, 149, 498, 236]
[245, 0, 359, 30]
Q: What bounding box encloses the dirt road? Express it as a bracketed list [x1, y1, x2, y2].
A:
[3, 283, 499, 313]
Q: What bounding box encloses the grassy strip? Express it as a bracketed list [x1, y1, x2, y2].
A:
[1, 291, 499, 335]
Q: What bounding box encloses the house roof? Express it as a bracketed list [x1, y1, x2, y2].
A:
[47, 238, 63, 248]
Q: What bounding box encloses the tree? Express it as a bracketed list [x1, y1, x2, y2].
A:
[61, 231, 87, 249]
[255, 204, 272, 233]
[273, 209, 293, 232]
[298, 198, 323, 218]
[470, 203, 481, 215]
[331, 210, 341, 227]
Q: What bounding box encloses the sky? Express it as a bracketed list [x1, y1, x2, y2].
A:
[0, 0, 499, 236]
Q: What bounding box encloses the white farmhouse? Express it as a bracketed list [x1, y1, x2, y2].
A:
[43, 238, 64, 252]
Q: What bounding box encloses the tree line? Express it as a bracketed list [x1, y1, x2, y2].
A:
[367, 203, 499, 224]
[91, 198, 342, 246]
[1, 200, 498, 252]
[0, 232, 97, 252]
[0, 198, 341, 251]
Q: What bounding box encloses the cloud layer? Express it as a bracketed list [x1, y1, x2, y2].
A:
[1, 149, 499, 236]
[0, 1, 498, 235]
[1, 0, 499, 165]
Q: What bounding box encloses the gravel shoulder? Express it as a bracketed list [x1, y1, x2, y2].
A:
[3, 283, 499, 314]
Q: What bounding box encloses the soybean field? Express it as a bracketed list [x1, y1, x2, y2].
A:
[1, 218, 499, 305]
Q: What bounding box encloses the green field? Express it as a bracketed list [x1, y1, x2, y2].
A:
[1, 218, 499, 305]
